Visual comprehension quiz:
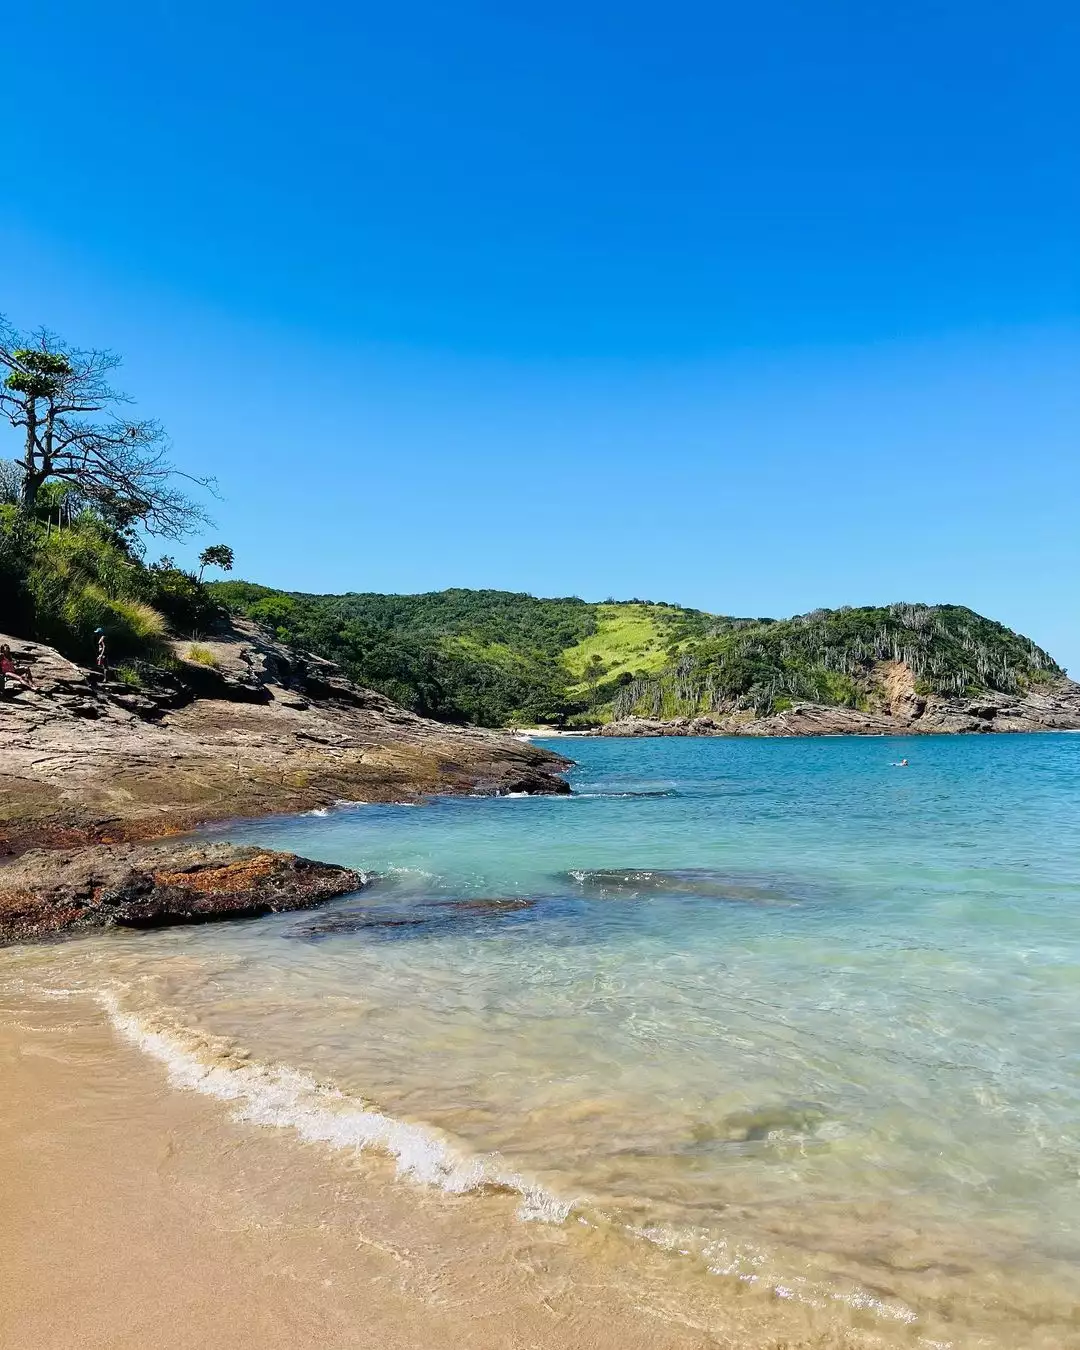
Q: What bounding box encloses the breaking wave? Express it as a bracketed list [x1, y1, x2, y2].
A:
[95, 988, 924, 1333]
[99, 990, 573, 1224]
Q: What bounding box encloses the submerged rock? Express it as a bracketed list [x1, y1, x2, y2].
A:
[0, 841, 365, 944]
[290, 909, 432, 939]
[689, 1101, 829, 1148]
[566, 868, 798, 905]
[430, 896, 538, 915]
[289, 894, 539, 941]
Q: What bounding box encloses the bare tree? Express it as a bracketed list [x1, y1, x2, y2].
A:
[0, 317, 215, 538]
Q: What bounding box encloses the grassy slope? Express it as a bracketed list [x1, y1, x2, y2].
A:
[562, 604, 680, 692]
[439, 634, 536, 673]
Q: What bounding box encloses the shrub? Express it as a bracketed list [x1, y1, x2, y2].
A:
[0, 499, 224, 668]
[247, 594, 297, 628]
[70, 587, 168, 657]
[0, 505, 34, 633]
[207, 579, 278, 609]
[185, 643, 218, 667]
[149, 564, 222, 633]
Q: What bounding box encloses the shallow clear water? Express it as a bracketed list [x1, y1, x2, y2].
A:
[8, 733, 1080, 1346]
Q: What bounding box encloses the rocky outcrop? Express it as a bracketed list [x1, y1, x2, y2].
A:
[0, 621, 570, 857]
[0, 840, 364, 944]
[596, 679, 1080, 738]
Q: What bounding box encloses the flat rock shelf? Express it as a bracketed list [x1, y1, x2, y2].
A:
[0, 618, 571, 858]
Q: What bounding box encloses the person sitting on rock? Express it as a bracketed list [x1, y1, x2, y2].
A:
[0, 644, 35, 692]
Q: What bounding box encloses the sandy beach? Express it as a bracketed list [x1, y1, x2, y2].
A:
[1, 984, 863, 1350]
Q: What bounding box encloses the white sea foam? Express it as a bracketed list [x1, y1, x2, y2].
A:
[83, 987, 937, 1338]
[570, 790, 677, 799]
[0, 976, 80, 1002]
[99, 990, 572, 1224]
[303, 799, 370, 816]
[632, 1222, 923, 1331]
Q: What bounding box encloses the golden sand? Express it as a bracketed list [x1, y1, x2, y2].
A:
[0, 990, 873, 1350]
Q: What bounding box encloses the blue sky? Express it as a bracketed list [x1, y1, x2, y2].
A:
[2, 2, 1078, 667]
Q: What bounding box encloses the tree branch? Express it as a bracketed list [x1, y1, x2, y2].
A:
[0, 313, 214, 536]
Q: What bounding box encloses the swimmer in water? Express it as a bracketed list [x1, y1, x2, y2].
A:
[891, 758, 909, 767]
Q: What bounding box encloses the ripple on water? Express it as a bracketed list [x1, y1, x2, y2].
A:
[565, 867, 806, 906]
[285, 894, 541, 942]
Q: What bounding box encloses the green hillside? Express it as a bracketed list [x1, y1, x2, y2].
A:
[209, 584, 1064, 728]
[562, 603, 709, 695]
[609, 603, 1062, 721]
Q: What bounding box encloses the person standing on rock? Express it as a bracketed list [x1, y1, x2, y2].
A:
[94, 629, 108, 683]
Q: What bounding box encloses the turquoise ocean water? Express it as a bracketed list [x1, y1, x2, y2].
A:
[6, 733, 1080, 1346]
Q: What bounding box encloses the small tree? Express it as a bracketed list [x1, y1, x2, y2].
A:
[584, 653, 607, 702]
[197, 543, 234, 581]
[0, 317, 213, 538]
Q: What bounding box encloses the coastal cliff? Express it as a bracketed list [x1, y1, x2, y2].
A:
[596, 659, 1080, 737]
[0, 618, 570, 859]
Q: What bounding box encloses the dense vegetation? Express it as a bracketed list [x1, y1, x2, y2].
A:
[209, 583, 608, 724]
[209, 584, 1064, 727]
[0, 316, 228, 678]
[1, 495, 1062, 726]
[0, 482, 222, 670]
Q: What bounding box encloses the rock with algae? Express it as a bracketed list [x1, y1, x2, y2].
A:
[0, 840, 365, 944]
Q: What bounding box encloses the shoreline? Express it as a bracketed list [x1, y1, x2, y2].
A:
[0, 621, 573, 863]
[5, 609, 1075, 864]
[0, 766, 569, 860]
[514, 683, 1080, 741]
[0, 981, 864, 1350]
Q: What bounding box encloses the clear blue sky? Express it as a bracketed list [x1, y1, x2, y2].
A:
[2, 2, 1078, 666]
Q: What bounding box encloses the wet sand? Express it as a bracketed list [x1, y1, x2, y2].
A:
[0, 991, 863, 1350]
